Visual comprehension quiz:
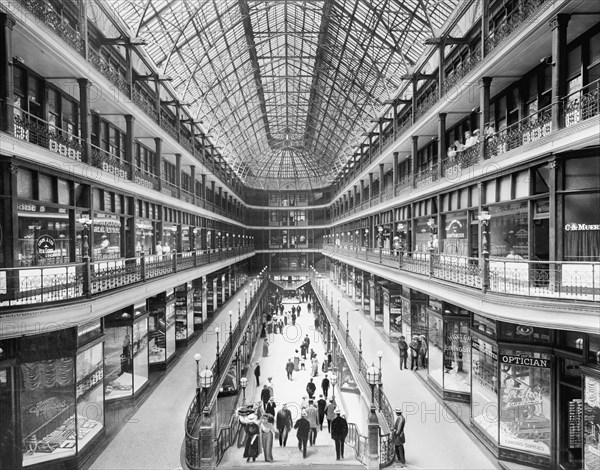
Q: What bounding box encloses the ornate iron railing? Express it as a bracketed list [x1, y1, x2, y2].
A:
[132, 166, 160, 190]
[441, 50, 483, 96]
[90, 144, 130, 181]
[485, 0, 549, 55]
[161, 180, 179, 199]
[433, 255, 482, 289]
[563, 79, 600, 128]
[485, 104, 552, 159]
[14, 0, 84, 55]
[415, 164, 438, 186]
[415, 86, 439, 121]
[181, 189, 195, 204]
[91, 258, 142, 294]
[12, 107, 84, 161]
[132, 87, 159, 122]
[346, 423, 367, 465]
[88, 47, 130, 97]
[159, 112, 179, 141]
[442, 144, 480, 177]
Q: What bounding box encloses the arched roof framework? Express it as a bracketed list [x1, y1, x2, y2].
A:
[110, 0, 459, 190]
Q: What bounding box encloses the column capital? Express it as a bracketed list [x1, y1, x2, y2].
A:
[0, 12, 17, 30]
[77, 77, 92, 88]
[412, 135, 419, 143]
[479, 76, 493, 87]
[124, 114, 135, 123]
[549, 14, 570, 31]
[438, 112, 447, 121]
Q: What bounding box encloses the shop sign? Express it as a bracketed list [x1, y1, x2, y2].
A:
[445, 218, 466, 239]
[36, 235, 55, 257]
[500, 354, 551, 368]
[565, 223, 600, 231]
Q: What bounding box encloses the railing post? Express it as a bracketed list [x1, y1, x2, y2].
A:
[199, 407, 216, 469]
[140, 255, 146, 281]
[193, 250, 198, 267]
[83, 258, 92, 298]
[367, 405, 380, 470]
[173, 252, 178, 273]
[429, 248, 435, 278]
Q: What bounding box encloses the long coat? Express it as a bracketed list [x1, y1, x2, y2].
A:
[243, 422, 261, 458]
[331, 416, 348, 441]
[392, 414, 406, 445]
[294, 417, 310, 439]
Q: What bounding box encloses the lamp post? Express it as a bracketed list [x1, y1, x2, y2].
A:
[215, 327, 220, 374]
[397, 223, 406, 269]
[240, 377, 248, 405]
[346, 311, 349, 343]
[478, 210, 492, 293]
[331, 371, 338, 399]
[377, 225, 383, 262]
[199, 364, 214, 410]
[358, 326, 363, 373]
[237, 299, 241, 323]
[366, 362, 380, 406]
[244, 289, 248, 309]
[78, 216, 93, 260]
[337, 300, 340, 326]
[377, 350, 383, 409]
[194, 353, 202, 406]
[229, 310, 233, 340]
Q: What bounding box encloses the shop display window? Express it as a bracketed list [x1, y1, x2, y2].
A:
[499, 349, 552, 455]
[135, 219, 154, 255]
[21, 357, 76, 466]
[584, 376, 600, 470]
[444, 319, 471, 393]
[498, 322, 552, 345]
[589, 334, 600, 366]
[76, 343, 104, 450]
[472, 314, 496, 338]
[389, 294, 402, 336]
[92, 213, 121, 260]
[17, 204, 71, 267]
[441, 212, 468, 256]
[428, 314, 443, 389]
[336, 345, 358, 393]
[488, 201, 528, 258]
[471, 338, 499, 443]
[564, 193, 600, 261]
[132, 319, 149, 393]
[175, 285, 195, 341]
[104, 326, 133, 400]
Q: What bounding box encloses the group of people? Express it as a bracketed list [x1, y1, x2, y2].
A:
[397, 334, 428, 371]
[447, 125, 496, 160]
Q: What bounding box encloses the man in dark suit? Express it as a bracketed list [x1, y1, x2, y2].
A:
[265, 397, 276, 417]
[331, 408, 348, 460]
[260, 384, 271, 408]
[276, 403, 293, 447]
[317, 394, 327, 431]
[294, 410, 310, 458]
[306, 378, 316, 399]
[392, 407, 406, 465]
[321, 374, 330, 398]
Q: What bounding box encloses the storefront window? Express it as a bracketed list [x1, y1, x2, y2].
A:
[148, 292, 176, 364]
[132, 319, 149, 394]
[589, 334, 600, 366]
[390, 293, 402, 336]
[441, 212, 468, 256]
[499, 349, 552, 455]
[472, 314, 496, 338]
[498, 323, 552, 345]
[76, 343, 104, 450]
[489, 202, 528, 258]
[17, 203, 70, 266]
[104, 325, 133, 400]
[428, 314, 444, 389]
[444, 319, 471, 393]
[563, 193, 600, 261]
[162, 224, 178, 253]
[471, 338, 498, 443]
[337, 346, 358, 393]
[21, 357, 76, 466]
[135, 220, 154, 255]
[584, 375, 600, 470]
[92, 214, 121, 260]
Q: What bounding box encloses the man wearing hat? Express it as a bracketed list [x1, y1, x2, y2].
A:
[306, 399, 319, 446]
[276, 403, 293, 447]
[392, 408, 406, 466]
[330, 408, 348, 460]
[294, 410, 310, 458]
[265, 397, 276, 417]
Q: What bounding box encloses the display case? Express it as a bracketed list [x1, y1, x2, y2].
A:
[21, 357, 77, 466]
[104, 325, 133, 400]
[175, 283, 195, 342]
[584, 374, 600, 470]
[148, 291, 176, 366]
[75, 342, 104, 450]
[471, 337, 499, 444]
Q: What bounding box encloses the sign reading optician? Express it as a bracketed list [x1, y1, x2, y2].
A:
[36, 235, 56, 257]
[500, 354, 552, 368]
[565, 223, 600, 231]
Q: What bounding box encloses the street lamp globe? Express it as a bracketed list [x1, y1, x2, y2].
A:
[199, 365, 213, 389]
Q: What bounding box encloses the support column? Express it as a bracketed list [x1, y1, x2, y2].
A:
[211, 181, 216, 207]
[393, 152, 399, 188]
[175, 153, 182, 199]
[360, 180, 365, 206]
[124, 115, 135, 181]
[367, 405, 380, 470]
[479, 77, 492, 161]
[190, 165, 196, 205]
[551, 14, 570, 131]
[481, 0, 490, 58]
[347, 190, 352, 212]
[411, 79, 418, 125]
[175, 104, 181, 142]
[154, 137, 162, 190]
[125, 46, 133, 99]
[368, 173, 374, 205]
[438, 113, 446, 180]
[411, 136, 419, 188]
[392, 102, 398, 140]
[353, 185, 358, 209]
[78, 78, 92, 165]
[379, 163, 384, 203]
[438, 40, 446, 99]
[218, 187, 223, 211]
[77, 0, 89, 59]
[201, 174, 207, 208]
[0, 13, 16, 135]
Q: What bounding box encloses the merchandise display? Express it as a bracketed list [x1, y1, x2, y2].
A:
[584, 376, 600, 470]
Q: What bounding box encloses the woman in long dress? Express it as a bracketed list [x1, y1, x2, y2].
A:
[262, 339, 269, 357]
[311, 357, 319, 377]
[260, 414, 275, 462]
[243, 416, 261, 462]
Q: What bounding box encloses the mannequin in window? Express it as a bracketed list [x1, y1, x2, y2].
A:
[100, 234, 110, 257]
[155, 241, 163, 256]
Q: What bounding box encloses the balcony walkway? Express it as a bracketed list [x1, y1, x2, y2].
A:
[313, 274, 500, 470]
[88, 282, 253, 470]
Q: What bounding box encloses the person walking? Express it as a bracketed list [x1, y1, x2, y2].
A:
[398, 335, 408, 370]
[291, 311, 296, 326]
[409, 336, 420, 371]
[331, 409, 348, 460]
[317, 394, 327, 431]
[254, 362, 261, 386]
[294, 410, 310, 458]
[392, 408, 406, 466]
[265, 397, 276, 417]
[285, 358, 294, 380]
[262, 338, 270, 357]
[307, 302, 312, 313]
[419, 335, 428, 368]
[291, 305, 296, 316]
[260, 385, 271, 409]
[297, 305, 301, 317]
[267, 377, 274, 398]
[306, 399, 319, 446]
[260, 414, 275, 462]
[243, 415, 261, 463]
[293, 350, 300, 371]
[321, 374, 330, 398]
[276, 404, 293, 447]
[306, 378, 316, 399]
[324, 399, 336, 433]
[311, 357, 319, 377]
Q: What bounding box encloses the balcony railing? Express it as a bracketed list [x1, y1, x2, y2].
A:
[161, 180, 179, 198]
[13, 107, 84, 161]
[14, 0, 84, 55]
[132, 166, 160, 190]
[159, 112, 178, 141]
[0, 246, 254, 307]
[441, 50, 483, 96]
[181, 189, 194, 204]
[415, 86, 439, 121]
[415, 163, 438, 186]
[88, 47, 130, 97]
[442, 144, 480, 177]
[563, 79, 600, 128]
[485, 0, 549, 55]
[132, 87, 159, 122]
[90, 144, 130, 181]
[323, 245, 599, 301]
[485, 104, 552, 159]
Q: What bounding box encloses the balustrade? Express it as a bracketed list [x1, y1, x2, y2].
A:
[132, 166, 160, 190]
[159, 112, 178, 140]
[441, 50, 483, 96]
[415, 163, 438, 186]
[90, 144, 130, 180]
[88, 47, 130, 96]
[132, 87, 159, 122]
[563, 79, 600, 128]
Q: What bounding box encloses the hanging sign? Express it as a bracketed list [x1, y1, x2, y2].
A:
[36, 235, 56, 257]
